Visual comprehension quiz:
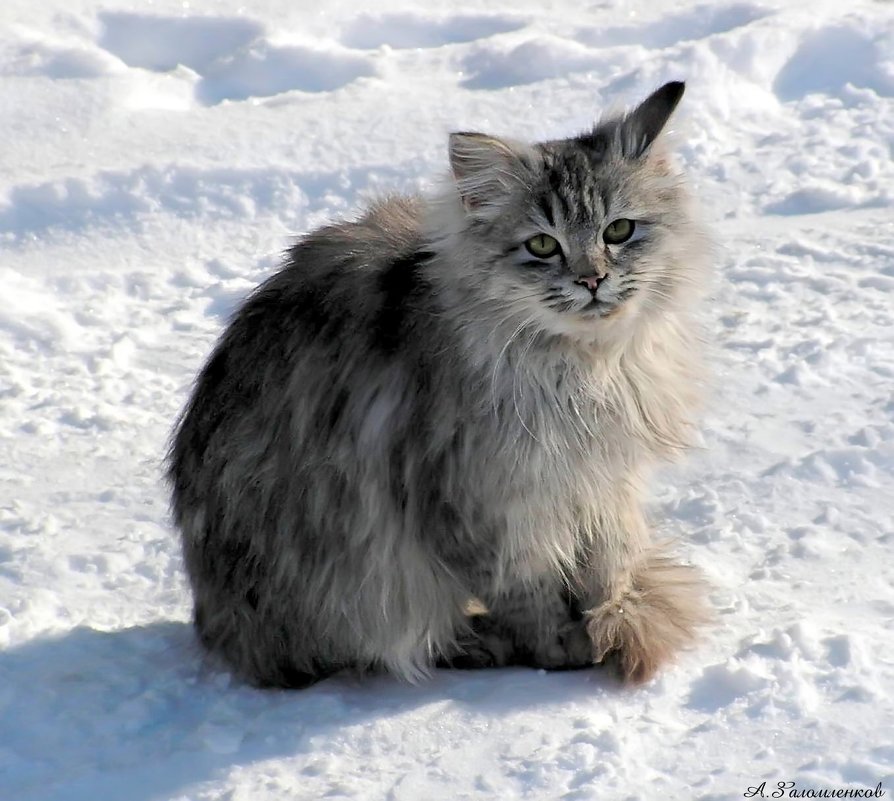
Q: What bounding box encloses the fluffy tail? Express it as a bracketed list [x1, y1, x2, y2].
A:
[586, 548, 711, 684]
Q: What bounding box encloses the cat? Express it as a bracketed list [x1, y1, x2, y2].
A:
[167, 81, 711, 689]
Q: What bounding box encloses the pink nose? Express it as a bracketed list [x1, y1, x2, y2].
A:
[575, 273, 607, 292]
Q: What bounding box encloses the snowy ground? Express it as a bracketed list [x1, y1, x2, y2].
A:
[2, 0, 893, 798]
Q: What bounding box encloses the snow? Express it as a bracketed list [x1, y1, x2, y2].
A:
[1, 0, 893, 798]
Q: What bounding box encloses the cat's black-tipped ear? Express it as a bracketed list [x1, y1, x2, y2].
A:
[620, 81, 685, 158]
[448, 132, 530, 213]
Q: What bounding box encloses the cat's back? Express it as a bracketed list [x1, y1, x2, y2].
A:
[203, 194, 429, 380]
[169, 195, 434, 496]
[255, 193, 429, 342]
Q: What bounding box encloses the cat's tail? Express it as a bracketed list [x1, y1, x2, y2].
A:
[586, 545, 711, 684]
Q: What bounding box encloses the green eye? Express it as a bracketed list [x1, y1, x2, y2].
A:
[524, 234, 560, 259]
[603, 219, 635, 245]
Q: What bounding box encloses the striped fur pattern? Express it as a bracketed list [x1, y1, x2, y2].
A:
[168, 82, 711, 688]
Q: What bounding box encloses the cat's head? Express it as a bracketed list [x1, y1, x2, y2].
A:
[432, 81, 707, 348]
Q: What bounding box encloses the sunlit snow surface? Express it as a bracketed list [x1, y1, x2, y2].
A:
[1, 0, 893, 799]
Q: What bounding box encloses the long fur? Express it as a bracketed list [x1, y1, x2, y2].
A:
[167, 83, 711, 687]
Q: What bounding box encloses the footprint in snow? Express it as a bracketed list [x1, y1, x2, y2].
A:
[96, 12, 375, 105]
[98, 12, 265, 74]
[774, 22, 894, 101]
[457, 3, 767, 92]
[575, 2, 768, 49]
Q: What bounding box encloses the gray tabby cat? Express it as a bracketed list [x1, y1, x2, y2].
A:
[168, 81, 710, 689]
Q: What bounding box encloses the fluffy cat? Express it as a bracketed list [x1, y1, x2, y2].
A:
[168, 81, 710, 689]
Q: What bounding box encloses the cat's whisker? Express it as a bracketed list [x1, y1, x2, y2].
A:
[490, 315, 536, 420]
[510, 323, 542, 443]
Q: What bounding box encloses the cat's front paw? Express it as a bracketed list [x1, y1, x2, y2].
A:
[438, 615, 515, 669]
[521, 620, 594, 671]
[586, 554, 710, 684]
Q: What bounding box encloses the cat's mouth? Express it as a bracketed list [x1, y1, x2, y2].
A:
[581, 297, 612, 313]
[578, 297, 627, 320]
[548, 285, 629, 319]
[574, 281, 615, 314]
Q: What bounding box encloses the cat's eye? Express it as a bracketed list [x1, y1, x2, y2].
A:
[525, 234, 561, 259]
[603, 219, 635, 245]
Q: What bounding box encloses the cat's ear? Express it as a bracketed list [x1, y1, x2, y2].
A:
[448, 132, 530, 213]
[620, 81, 685, 158]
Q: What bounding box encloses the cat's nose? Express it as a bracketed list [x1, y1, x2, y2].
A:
[574, 273, 607, 293]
